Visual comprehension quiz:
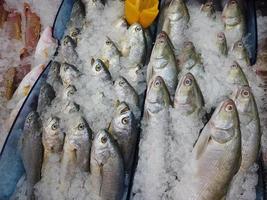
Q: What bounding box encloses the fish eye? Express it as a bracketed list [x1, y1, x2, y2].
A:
[78, 123, 85, 130]
[154, 79, 161, 87]
[67, 87, 76, 96]
[119, 80, 125, 86]
[230, 0, 236, 4]
[105, 40, 111, 45]
[101, 136, 107, 144]
[51, 122, 59, 130]
[241, 89, 250, 98]
[237, 42, 243, 48]
[135, 26, 141, 32]
[217, 33, 224, 40]
[122, 117, 129, 125]
[184, 78, 192, 86]
[63, 37, 69, 45]
[71, 30, 78, 37]
[225, 104, 234, 112]
[95, 64, 102, 72]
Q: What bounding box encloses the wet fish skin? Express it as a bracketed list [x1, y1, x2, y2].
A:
[90, 130, 124, 200]
[109, 102, 138, 173]
[37, 82, 56, 114]
[222, 0, 245, 36]
[101, 37, 121, 69]
[21, 111, 43, 200]
[67, 27, 80, 44]
[232, 86, 260, 171]
[174, 72, 204, 115]
[114, 76, 139, 109]
[42, 116, 65, 162]
[200, 1, 216, 19]
[216, 32, 228, 56]
[227, 61, 248, 86]
[62, 84, 77, 100]
[191, 99, 241, 200]
[60, 62, 81, 86]
[48, 61, 62, 86]
[162, 0, 190, 35]
[121, 23, 146, 65]
[68, 0, 85, 31]
[232, 40, 250, 65]
[90, 58, 112, 82]
[147, 32, 178, 97]
[144, 76, 171, 118]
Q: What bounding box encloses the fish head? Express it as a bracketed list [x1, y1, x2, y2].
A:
[60, 63, 80, 85]
[92, 130, 116, 165]
[211, 99, 238, 132]
[152, 32, 172, 60]
[222, 0, 242, 25]
[216, 32, 226, 44]
[71, 116, 90, 138]
[69, 27, 80, 43]
[174, 73, 203, 113]
[90, 58, 111, 81]
[128, 23, 144, 42]
[62, 35, 76, 49]
[168, 0, 185, 20]
[49, 61, 61, 79]
[24, 111, 41, 130]
[63, 85, 77, 99]
[102, 36, 120, 57]
[113, 102, 134, 131]
[45, 116, 61, 136]
[200, 1, 215, 17]
[232, 86, 254, 114]
[227, 61, 248, 85]
[114, 76, 132, 96]
[146, 76, 171, 110]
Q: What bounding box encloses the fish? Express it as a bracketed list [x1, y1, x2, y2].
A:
[83, 0, 105, 10]
[200, 1, 216, 19]
[144, 76, 171, 118]
[216, 32, 228, 56]
[222, 0, 245, 38]
[61, 116, 92, 186]
[144, 28, 153, 62]
[114, 76, 139, 115]
[189, 99, 241, 200]
[62, 101, 80, 114]
[90, 130, 124, 200]
[62, 84, 77, 99]
[109, 102, 138, 173]
[21, 111, 43, 200]
[42, 116, 65, 164]
[68, 0, 85, 31]
[24, 3, 41, 51]
[60, 62, 81, 87]
[232, 40, 250, 66]
[162, 0, 190, 41]
[0, 0, 8, 28]
[47, 61, 62, 86]
[101, 37, 121, 69]
[147, 32, 178, 97]
[227, 61, 248, 86]
[34, 27, 57, 65]
[61, 35, 79, 65]
[68, 27, 80, 44]
[174, 72, 204, 116]
[6, 11, 22, 40]
[9, 64, 45, 106]
[232, 86, 260, 171]
[37, 82, 56, 114]
[90, 58, 112, 82]
[121, 23, 146, 65]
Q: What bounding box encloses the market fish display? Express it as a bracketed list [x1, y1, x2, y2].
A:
[109, 102, 138, 173]
[37, 82, 55, 114]
[174, 72, 204, 116]
[90, 130, 124, 200]
[147, 32, 178, 97]
[227, 61, 248, 86]
[216, 32, 228, 56]
[185, 99, 241, 200]
[232, 40, 250, 66]
[21, 111, 43, 200]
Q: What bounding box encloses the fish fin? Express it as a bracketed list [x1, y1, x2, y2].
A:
[193, 128, 211, 160]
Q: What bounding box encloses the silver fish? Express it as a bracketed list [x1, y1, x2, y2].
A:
[200, 1, 216, 19]
[90, 130, 124, 200]
[232, 86, 260, 171]
[147, 32, 178, 97]
[144, 76, 171, 118]
[174, 72, 204, 115]
[232, 40, 250, 66]
[62, 101, 80, 114]
[101, 37, 121, 69]
[60, 63, 81, 87]
[227, 61, 248, 86]
[61, 35, 79, 65]
[62, 84, 77, 99]
[21, 111, 43, 200]
[37, 83, 55, 114]
[216, 32, 228, 56]
[68, 0, 85, 31]
[90, 58, 112, 82]
[190, 99, 241, 200]
[109, 102, 138, 173]
[47, 61, 62, 86]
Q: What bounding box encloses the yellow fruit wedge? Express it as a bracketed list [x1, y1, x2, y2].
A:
[125, 0, 159, 28]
